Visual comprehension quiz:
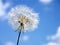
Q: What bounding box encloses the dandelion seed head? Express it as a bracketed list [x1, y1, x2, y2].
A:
[8, 5, 39, 32]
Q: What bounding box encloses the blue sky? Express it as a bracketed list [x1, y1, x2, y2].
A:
[0, 0, 60, 45]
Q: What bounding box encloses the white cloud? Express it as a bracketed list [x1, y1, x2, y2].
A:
[47, 26, 60, 41]
[0, 0, 10, 19]
[47, 42, 57, 45]
[39, 0, 52, 4]
[5, 42, 15, 45]
[44, 26, 60, 45]
[22, 35, 29, 41]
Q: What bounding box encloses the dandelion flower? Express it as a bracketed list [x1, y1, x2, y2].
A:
[8, 5, 39, 32]
[8, 5, 39, 45]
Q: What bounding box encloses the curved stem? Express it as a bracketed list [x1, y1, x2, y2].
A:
[17, 30, 21, 45]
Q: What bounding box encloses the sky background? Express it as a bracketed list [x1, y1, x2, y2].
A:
[0, 0, 60, 45]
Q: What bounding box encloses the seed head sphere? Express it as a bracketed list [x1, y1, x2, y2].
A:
[8, 5, 39, 32]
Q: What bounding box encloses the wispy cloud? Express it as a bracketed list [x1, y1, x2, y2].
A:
[22, 35, 29, 41]
[44, 26, 60, 45]
[5, 42, 15, 45]
[39, 0, 53, 4]
[0, 0, 10, 20]
[48, 26, 60, 41]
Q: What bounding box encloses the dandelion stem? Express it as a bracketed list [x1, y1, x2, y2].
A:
[17, 30, 21, 45]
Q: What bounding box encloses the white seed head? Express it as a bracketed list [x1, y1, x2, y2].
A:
[8, 5, 39, 32]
